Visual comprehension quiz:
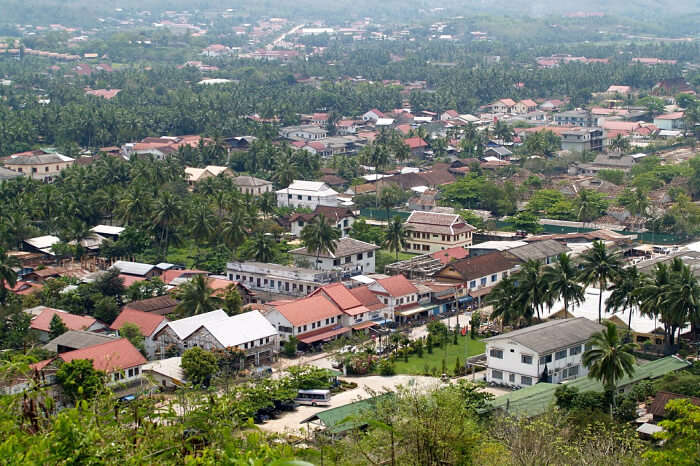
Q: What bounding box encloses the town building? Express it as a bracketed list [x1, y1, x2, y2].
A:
[27, 306, 106, 342]
[289, 206, 356, 237]
[434, 252, 522, 302]
[279, 125, 328, 141]
[560, 127, 604, 153]
[43, 330, 118, 354]
[653, 112, 685, 131]
[308, 283, 375, 328]
[289, 236, 379, 273]
[491, 99, 516, 114]
[404, 211, 475, 254]
[122, 295, 179, 316]
[1, 150, 75, 182]
[553, 110, 592, 127]
[226, 261, 344, 299]
[184, 166, 234, 185]
[153, 309, 279, 365]
[110, 308, 169, 359]
[233, 175, 273, 196]
[276, 180, 339, 209]
[368, 275, 420, 321]
[483, 318, 605, 387]
[260, 294, 347, 345]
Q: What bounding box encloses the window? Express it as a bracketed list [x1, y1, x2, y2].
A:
[568, 365, 579, 377]
[367, 251, 373, 258]
[555, 349, 567, 360]
[333, 259, 340, 266]
[134, 367, 139, 375]
[561, 368, 568, 378]
[297, 327, 302, 333]
[539, 354, 552, 364]
[585, 342, 593, 351]
[480, 278, 487, 286]
[303, 325, 307, 331]
[492, 370, 503, 380]
[470, 280, 476, 288]
[345, 257, 351, 264]
[312, 322, 316, 329]
[521, 354, 533, 365]
[32, 167, 37, 173]
[357, 253, 363, 260]
[521, 376, 533, 386]
[298, 220, 304, 227]
[45, 166, 49, 172]
[128, 368, 134, 377]
[491, 274, 497, 282]
[244, 342, 249, 349]
[325, 318, 329, 325]
[509, 373, 515, 383]
[569, 345, 582, 356]
[297, 195, 302, 200]
[489, 348, 503, 359]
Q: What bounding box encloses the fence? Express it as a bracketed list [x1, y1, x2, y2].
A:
[359, 208, 411, 221]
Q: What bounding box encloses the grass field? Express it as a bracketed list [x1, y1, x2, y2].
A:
[391, 335, 486, 376]
[376, 248, 416, 273]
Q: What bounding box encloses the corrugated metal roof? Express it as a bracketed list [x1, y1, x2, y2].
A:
[301, 393, 392, 433]
[483, 317, 603, 354]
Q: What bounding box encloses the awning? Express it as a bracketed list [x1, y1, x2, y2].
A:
[470, 286, 495, 298]
[352, 321, 377, 330]
[397, 305, 435, 317]
[298, 327, 351, 344]
[459, 296, 474, 303]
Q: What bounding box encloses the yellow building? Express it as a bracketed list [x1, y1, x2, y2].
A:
[404, 211, 475, 254]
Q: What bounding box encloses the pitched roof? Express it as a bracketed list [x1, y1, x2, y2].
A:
[159, 309, 229, 340]
[503, 240, 570, 262]
[233, 175, 272, 187]
[43, 330, 118, 353]
[59, 338, 147, 372]
[290, 236, 379, 259]
[655, 112, 684, 120]
[30, 308, 99, 333]
[111, 260, 155, 276]
[404, 137, 428, 149]
[193, 310, 277, 347]
[406, 211, 475, 235]
[348, 285, 385, 311]
[110, 308, 167, 336]
[519, 99, 537, 107]
[374, 275, 418, 297]
[309, 283, 370, 316]
[649, 391, 700, 418]
[272, 295, 343, 326]
[430, 246, 470, 264]
[440, 252, 521, 282]
[483, 317, 603, 354]
[123, 295, 179, 315]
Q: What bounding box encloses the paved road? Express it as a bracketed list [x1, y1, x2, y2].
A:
[258, 373, 508, 435]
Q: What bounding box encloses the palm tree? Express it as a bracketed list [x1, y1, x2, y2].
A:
[582, 321, 636, 411]
[515, 259, 548, 321]
[543, 253, 584, 316]
[0, 248, 19, 304]
[118, 186, 151, 226]
[578, 240, 622, 323]
[174, 274, 219, 317]
[661, 262, 700, 351]
[300, 215, 340, 269]
[248, 232, 276, 263]
[221, 211, 246, 251]
[272, 150, 298, 188]
[606, 266, 641, 338]
[152, 192, 181, 258]
[638, 263, 670, 342]
[608, 133, 631, 153]
[384, 216, 408, 261]
[574, 189, 600, 227]
[485, 276, 522, 329]
[258, 191, 276, 219]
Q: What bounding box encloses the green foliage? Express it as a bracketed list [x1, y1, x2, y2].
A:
[48, 313, 68, 340]
[93, 296, 120, 325]
[220, 285, 243, 316]
[118, 322, 146, 356]
[508, 211, 543, 234]
[350, 218, 385, 245]
[286, 365, 334, 390]
[597, 169, 626, 185]
[283, 337, 299, 358]
[643, 399, 700, 465]
[181, 347, 219, 387]
[377, 359, 396, 376]
[55, 359, 106, 402]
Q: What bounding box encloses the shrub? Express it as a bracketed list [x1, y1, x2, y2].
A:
[378, 359, 395, 376]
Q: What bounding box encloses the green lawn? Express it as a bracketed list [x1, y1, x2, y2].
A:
[391, 335, 485, 376]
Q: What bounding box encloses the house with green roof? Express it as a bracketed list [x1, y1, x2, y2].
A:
[490, 356, 691, 417]
[301, 393, 393, 436]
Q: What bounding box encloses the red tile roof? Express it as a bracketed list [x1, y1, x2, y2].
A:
[110, 308, 167, 337]
[30, 308, 98, 333]
[348, 285, 385, 311]
[59, 338, 147, 373]
[309, 283, 370, 316]
[655, 112, 684, 120]
[272, 295, 343, 326]
[404, 137, 428, 149]
[118, 274, 147, 287]
[430, 246, 470, 264]
[161, 269, 207, 284]
[374, 275, 418, 297]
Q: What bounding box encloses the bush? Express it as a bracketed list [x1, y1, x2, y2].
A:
[283, 337, 299, 358]
[181, 347, 219, 387]
[378, 359, 395, 376]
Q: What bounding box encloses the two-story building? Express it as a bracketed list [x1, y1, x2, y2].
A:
[226, 261, 343, 299]
[404, 211, 475, 254]
[308, 283, 373, 328]
[233, 175, 273, 196]
[279, 125, 328, 141]
[560, 127, 604, 153]
[368, 275, 419, 321]
[553, 110, 592, 127]
[491, 99, 516, 114]
[2, 150, 75, 183]
[434, 252, 522, 303]
[483, 318, 604, 387]
[289, 206, 356, 238]
[153, 310, 279, 365]
[653, 112, 685, 131]
[289, 236, 379, 273]
[260, 294, 348, 345]
[276, 180, 339, 209]
[27, 306, 107, 343]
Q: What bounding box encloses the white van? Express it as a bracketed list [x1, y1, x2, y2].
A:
[295, 389, 331, 406]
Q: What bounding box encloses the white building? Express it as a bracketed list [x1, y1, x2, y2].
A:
[368, 275, 419, 320]
[276, 180, 339, 209]
[226, 261, 342, 298]
[289, 206, 356, 238]
[260, 294, 347, 344]
[483, 318, 603, 388]
[279, 125, 328, 141]
[289, 236, 379, 273]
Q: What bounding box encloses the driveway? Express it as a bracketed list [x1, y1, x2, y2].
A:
[259, 374, 442, 435]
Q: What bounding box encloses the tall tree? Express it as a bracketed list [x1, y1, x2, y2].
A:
[152, 191, 182, 258]
[578, 240, 622, 323]
[543, 253, 584, 316]
[174, 274, 219, 317]
[661, 262, 700, 351]
[606, 266, 641, 337]
[582, 321, 636, 411]
[247, 232, 276, 263]
[485, 276, 523, 328]
[515, 259, 548, 321]
[300, 215, 340, 269]
[0, 248, 19, 305]
[384, 216, 409, 261]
